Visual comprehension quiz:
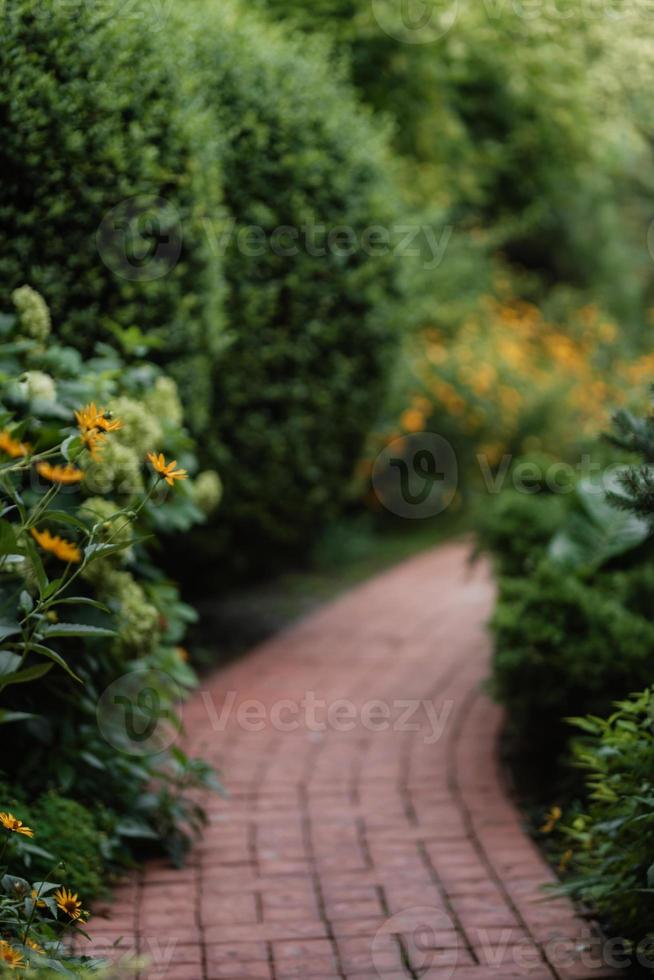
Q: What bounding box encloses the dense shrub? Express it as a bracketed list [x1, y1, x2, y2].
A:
[475, 485, 570, 579]
[0, 782, 110, 901]
[0, 0, 224, 429]
[0, 289, 220, 870]
[491, 562, 654, 760]
[553, 690, 654, 964]
[182, 3, 407, 572]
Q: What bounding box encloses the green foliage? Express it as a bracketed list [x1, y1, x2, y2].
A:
[182, 2, 407, 572]
[554, 690, 654, 957]
[0, 811, 105, 975]
[491, 562, 654, 760]
[0, 784, 109, 902]
[249, 0, 650, 316]
[0, 292, 220, 870]
[0, 0, 224, 426]
[475, 483, 569, 578]
[548, 475, 651, 573]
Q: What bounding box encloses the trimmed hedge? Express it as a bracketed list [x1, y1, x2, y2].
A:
[1, 0, 408, 572]
[0, 0, 224, 430]
[183, 4, 406, 572]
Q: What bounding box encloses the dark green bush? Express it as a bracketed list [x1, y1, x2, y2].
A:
[554, 689, 654, 963]
[183, 4, 407, 573]
[0, 0, 224, 429]
[475, 486, 570, 578]
[491, 562, 654, 760]
[0, 781, 110, 901]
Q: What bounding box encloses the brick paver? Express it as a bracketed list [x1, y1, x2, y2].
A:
[88, 544, 623, 979]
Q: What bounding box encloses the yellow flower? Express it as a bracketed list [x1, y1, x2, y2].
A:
[30, 889, 46, 909]
[81, 428, 106, 461]
[400, 408, 426, 433]
[25, 937, 44, 953]
[54, 887, 83, 920]
[36, 461, 84, 485]
[0, 430, 32, 459]
[540, 805, 562, 834]
[74, 403, 121, 461]
[0, 941, 24, 969]
[30, 527, 81, 564]
[0, 812, 34, 837]
[147, 452, 188, 487]
[74, 402, 121, 434]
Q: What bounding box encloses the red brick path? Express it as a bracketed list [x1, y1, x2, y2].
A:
[89, 544, 622, 980]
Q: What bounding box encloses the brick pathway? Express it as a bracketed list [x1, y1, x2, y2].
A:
[88, 543, 622, 980]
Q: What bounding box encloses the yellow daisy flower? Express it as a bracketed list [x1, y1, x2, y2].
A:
[0, 812, 34, 837]
[36, 461, 84, 485]
[31, 527, 82, 564]
[54, 887, 83, 920]
[0, 941, 24, 969]
[147, 452, 188, 486]
[0, 430, 32, 459]
[74, 402, 121, 433]
[81, 428, 106, 460]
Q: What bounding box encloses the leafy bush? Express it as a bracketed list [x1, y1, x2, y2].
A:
[182, 2, 407, 572]
[0, 805, 102, 975]
[491, 562, 654, 761]
[475, 484, 570, 579]
[0, 289, 221, 869]
[552, 690, 654, 964]
[0, 0, 224, 428]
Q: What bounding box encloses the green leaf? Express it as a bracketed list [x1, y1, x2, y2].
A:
[84, 541, 130, 562]
[28, 644, 81, 683]
[548, 476, 650, 572]
[60, 434, 83, 462]
[0, 662, 53, 687]
[0, 621, 21, 643]
[0, 519, 17, 555]
[18, 590, 33, 615]
[40, 510, 89, 533]
[21, 538, 47, 596]
[50, 596, 111, 613]
[41, 623, 116, 639]
[0, 710, 35, 724]
[0, 651, 21, 675]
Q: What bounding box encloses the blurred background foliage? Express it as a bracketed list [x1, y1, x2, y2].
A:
[4, 0, 654, 575]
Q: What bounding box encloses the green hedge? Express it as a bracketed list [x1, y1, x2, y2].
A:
[1, 0, 409, 572]
[0, 0, 224, 430]
[183, 4, 406, 572]
[491, 563, 654, 761]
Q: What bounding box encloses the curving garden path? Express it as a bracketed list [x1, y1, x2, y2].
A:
[87, 543, 622, 980]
